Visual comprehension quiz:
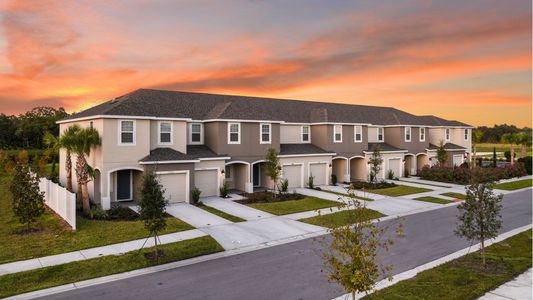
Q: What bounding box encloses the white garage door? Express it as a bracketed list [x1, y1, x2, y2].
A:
[388, 159, 401, 179]
[194, 169, 218, 197]
[158, 173, 188, 203]
[453, 155, 464, 166]
[282, 165, 302, 188]
[310, 163, 327, 186]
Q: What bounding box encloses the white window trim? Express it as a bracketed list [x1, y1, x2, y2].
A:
[377, 127, 384, 142]
[404, 127, 411, 142]
[158, 121, 173, 145]
[464, 129, 469, 141]
[118, 120, 136, 146]
[333, 125, 343, 143]
[228, 122, 241, 144]
[259, 123, 271, 144]
[419, 127, 426, 142]
[188, 123, 204, 145]
[301, 125, 311, 143]
[354, 125, 362, 143]
[445, 128, 451, 142]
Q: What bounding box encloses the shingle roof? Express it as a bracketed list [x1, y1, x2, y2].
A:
[366, 143, 406, 152]
[139, 145, 226, 162]
[62, 89, 471, 127]
[279, 144, 334, 155]
[427, 143, 467, 151]
[418, 115, 470, 127]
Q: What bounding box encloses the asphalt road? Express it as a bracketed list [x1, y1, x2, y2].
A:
[40, 190, 532, 300]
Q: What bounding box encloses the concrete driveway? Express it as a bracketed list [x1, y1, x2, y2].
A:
[165, 203, 232, 227]
[201, 197, 273, 220]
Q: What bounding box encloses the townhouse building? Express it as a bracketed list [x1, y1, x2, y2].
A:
[58, 89, 472, 209]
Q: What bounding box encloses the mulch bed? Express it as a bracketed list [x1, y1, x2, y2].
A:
[236, 191, 305, 204]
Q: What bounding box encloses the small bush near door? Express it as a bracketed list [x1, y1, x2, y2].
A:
[331, 174, 337, 186]
[307, 175, 315, 189]
[219, 181, 229, 198]
[404, 166, 409, 177]
[279, 179, 289, 193]
[387, 170, 395, 180]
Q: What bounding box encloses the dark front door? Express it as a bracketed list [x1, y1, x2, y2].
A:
[116, 170, 131, 201]
[253, 164, 260, 187]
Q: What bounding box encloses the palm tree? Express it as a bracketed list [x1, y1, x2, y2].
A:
[471, 130, 483, 168]
[72, 127, 101, 215]
[516, 132, 532, 159]
[501, 133, 519, 165]
[44, 125, 80, 192]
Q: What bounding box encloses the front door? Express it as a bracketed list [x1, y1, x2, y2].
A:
[116, 170, 132, 201]
[253, 164, 261, 187]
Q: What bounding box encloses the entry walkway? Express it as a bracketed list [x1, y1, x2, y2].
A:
[478, 268, 532, 300]
[201, 197, 273, 220]
[165, 203, 232, 227]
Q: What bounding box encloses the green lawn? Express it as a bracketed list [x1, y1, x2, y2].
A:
[440, 192, 467, 200]
[363, 230, 532, 300]
[0, 236, 223, 298]
[198, 204, 245, 222]
[247, 196, 340, 215]
[399, 179, 450, 188]
[320, 189, 374, 201]
[299, 209, 385, 228]
[476, 143, 532, 156]
[0, 175, 194, 264]
[413, 196, 453, 204]
[364, 185, 431, 197]
[494, 179, 532, 191]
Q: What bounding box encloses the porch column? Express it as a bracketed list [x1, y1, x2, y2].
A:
[245, 164, 253, 193]
[101, 171, 111, 210]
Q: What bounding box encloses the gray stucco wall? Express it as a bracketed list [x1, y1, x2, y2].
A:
[310, 124, 368, 158]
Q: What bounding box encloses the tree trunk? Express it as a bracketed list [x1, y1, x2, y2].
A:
[481, 239, 486, 268]
[76, 154, 91, 215]
[154, 234, 158, 264]
[472, 144, 477, 168]
[352, 291, 356, 300]
[66, 150, 72, 192]
[521, 145, 526, 158]
[81, 182, 90, 215]
[510, 146, 515, 165]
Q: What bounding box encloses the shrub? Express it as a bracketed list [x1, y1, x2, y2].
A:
[280, 178, 289, 193]
[417, 163, 527, 184]
[349, 181, 396, 190]
[191, 187, 201, 205]
[307, 175, 315, 189]
[219, 181, 229, 198]
[331, 174, 337, 186]
[504, 151, 511, 162]
[387, 169, 395, 180]
[10, 163, 45, 231]
[238, 191, 304, 204]
[17, 150, 29, 164]
[517, 156, 532, 175]
[89, 205, 108, 220]
[107, 204, 139, 220]
[404, 166, 409, 178]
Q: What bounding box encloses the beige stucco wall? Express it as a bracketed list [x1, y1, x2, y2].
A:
[451, 128, 471, 153]
[280, 125, 307, 144]
[149, 120, 187, 153]
[428, 128, 446, 146]
[367, 127, 381, 143]
[332, 158, 348, 183]
[384, 126, 429, 154]
[311, 124, 367, 157]
[350, 157, 367, 181]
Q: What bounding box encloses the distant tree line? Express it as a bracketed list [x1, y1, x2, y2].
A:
[0, 107, 69, 149]
[476, 124, 532, 143]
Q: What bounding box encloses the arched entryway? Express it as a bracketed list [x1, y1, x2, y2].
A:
[251, 160, 272, 191]
[404, 154, 416, 176]
[349, 156, 366, 182]
[224, 161, 251, 193]
[332, 157, 348, 184]
[108, 168, 144, 203]
[416, 153, 429, 173]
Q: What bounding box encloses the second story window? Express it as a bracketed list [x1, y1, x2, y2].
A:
[189, 123, 202, 144]
[119, 120, 135, 145]
[334, 125, 342, 143]
[377, 127, 384, 142]
[420, 128, 426, 142]
[159, 122, 172, 144]
[445, 128, 451, 141]
[228, 122, 240, 144]
[464, 129, 468, 141]
[405, 127, 411, 142]
[301, 126, 310, 143]
[260, 123, 271, 144]
[354, 125, 362, 142]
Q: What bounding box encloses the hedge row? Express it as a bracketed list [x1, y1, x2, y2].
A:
[417, 163, 527, 184]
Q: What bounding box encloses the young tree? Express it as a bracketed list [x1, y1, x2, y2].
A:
[10, 164, 45, 231]
[322, 188, 393, 299]
[139, 172, 167, 262]
[492, 147, 497, 167]
[368, 145, 383, 183]
[455, 182, 502, 267]
[72, 127, 101, 215]
[471, 130, 483, 168]
[516, 131, 532, 158]
[501, 133, 518, 165]
[437, 142, 448, 166]
[264, 147, 281, 196]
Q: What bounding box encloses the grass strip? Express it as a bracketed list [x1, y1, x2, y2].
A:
[363, 230, 532, 299]
[364, 185, 431, 197]
[0, 236, 224, 298]
[413, 196, 453, 204]
[399, 179, 450, 188]
[299, 209, 385, 228]
[440, 192, 467, 200]
[319, 189, 374, 201]
[247, 196, 340, 215]
[494, 179, 532, 191]
[0, 175, 193, 264]
[198, 204, 245, 222]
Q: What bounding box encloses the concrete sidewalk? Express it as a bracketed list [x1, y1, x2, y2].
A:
[200, 197, 274, 220]
[478, 268, 532, 300]
[0, 229, 206, 276]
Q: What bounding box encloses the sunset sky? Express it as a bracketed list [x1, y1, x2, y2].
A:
[0, 0, 531, 127]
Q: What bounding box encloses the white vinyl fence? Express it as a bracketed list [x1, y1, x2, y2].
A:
[38, 178, 77, 230]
